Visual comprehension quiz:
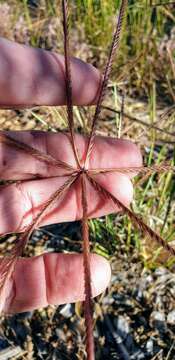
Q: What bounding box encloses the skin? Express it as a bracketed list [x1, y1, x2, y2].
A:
[0, 38, 142, 314]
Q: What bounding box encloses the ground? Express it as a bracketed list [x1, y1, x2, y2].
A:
[0, 1, 175, 359]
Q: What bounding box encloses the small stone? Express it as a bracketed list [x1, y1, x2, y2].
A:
[55, 328, 66, 342]
[154, 267, 169, 277]
[145, 275, 153, 285]
[146, 338, 154, 354]
[167, 310, 175, 325]
[151, 311, 165, 322]
[114, 315, 130, 340]
[130, 350, 145, 360]
[135, 288, 144, 302]
[102, 296, 114, 305]
[59, 303, 73, 318]
[150, 311, 167, 333]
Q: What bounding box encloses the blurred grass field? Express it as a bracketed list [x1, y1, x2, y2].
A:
[0, 1, 175, 359]
[0, 0, 174, 268]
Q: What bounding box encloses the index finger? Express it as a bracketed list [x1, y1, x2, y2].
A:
[0, 37, 101, 108]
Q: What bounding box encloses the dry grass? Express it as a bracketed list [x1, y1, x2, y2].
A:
[0, 0, 174, 358]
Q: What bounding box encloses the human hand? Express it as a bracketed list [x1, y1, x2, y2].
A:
[0, 38, 142, 314]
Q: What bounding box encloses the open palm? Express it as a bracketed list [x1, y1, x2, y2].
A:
[0, 36, 141, 315]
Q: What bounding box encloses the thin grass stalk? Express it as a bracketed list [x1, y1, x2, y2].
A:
[62, 0, 81, 168]
[118, 90, 125, 138]
[162, 181, 175, 231]
[84, 0, 128, 167]
[159, 104, 175, 121]
[88, 164, 175, 175]
[0, 173, 79, 311]
[150, 1, 175, 6]
[81, 173, 94, 360]
[87, 174, 175, 257]
[0, 173, 78, 188]
[0, 133, 74, 171]
[0, 172, 77, 194]
[135, 170, 154, 187]
[0, 173, 78, 270]
[101, 105, 175, 138]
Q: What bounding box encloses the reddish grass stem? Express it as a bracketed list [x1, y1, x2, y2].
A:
[0, 173, 78, 310]
[84, 0, 128, 167]
[81, 173, 95, 360]
[62, 0, 81, 169]
[0, 133, 74, 172]
[87, 174, 175, 257]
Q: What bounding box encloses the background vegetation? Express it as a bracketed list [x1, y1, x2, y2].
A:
[0, 0, 174, 359]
